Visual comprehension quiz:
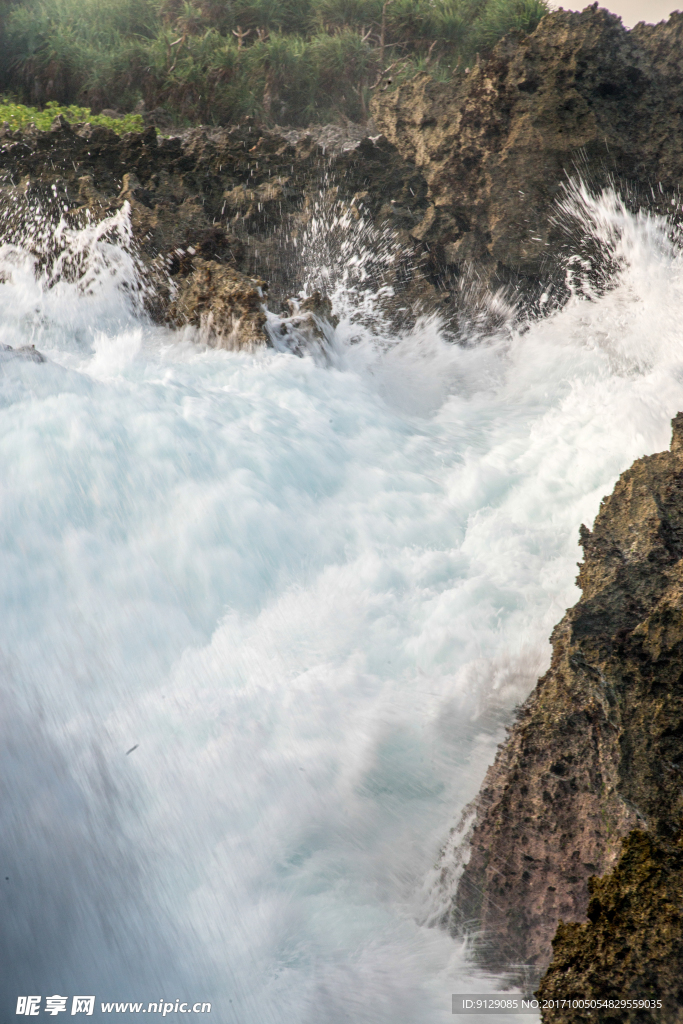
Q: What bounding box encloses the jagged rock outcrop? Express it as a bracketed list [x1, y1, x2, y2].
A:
[0, 116, 430, 345]
[372, 5, 683, 294]
[5, 6, 683, 339]
[168, 260, 269, 349]
[448, 414, 683, 993]
[0, 344, 46, 363]
[539, 830, 683, 1022]
[269, 292, 338, 356]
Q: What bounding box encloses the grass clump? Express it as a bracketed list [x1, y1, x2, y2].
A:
[0, 98, 146, 132]
[0, 0, 550, 127]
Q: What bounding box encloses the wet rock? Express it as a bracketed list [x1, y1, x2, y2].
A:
[6, 7, 683, 329]
[0, 344, 46, 362]
[0, 115, 429, 330]
[446, 413, 683, 987]
[269, 291, 338, 357]
[168, 259, 268, 350]
[538, 830, 683, 1022]
[283, 290, 338, 325]
[372, 6, 683, 295]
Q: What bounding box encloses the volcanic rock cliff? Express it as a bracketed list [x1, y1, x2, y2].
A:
[446, 415, 683, 1014]
[372, 4, 683, 296]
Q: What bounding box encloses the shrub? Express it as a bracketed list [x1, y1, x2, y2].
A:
[0, 98, 146, 132]
[0, 0, 550, 126]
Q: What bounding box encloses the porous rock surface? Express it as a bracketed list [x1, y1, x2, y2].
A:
[372, 5, 683, 293]
[5, 6, 683, 341]
[168, 259, 268, 349]
[0, 116, 429, 346]
[539, 830, 683, 1022]
[447, 414, 683, 1004]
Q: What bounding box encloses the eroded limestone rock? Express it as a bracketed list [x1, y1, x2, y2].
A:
[538, 830, 683, 1022]
[9, 7, 683, 330]
[169, 260, 268, 350]
[0, 117, 429, 324]
[447, 413, 683, 986]
[267, 292, 338, 357]
[372, 6, 683, 294]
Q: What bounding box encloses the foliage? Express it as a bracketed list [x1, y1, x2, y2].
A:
[0, 0, 550, 126]
[0, 98, 146, 132]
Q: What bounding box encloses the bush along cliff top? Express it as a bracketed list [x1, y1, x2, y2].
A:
[0, 0, 549, 127]
[0, 100, 146, 133]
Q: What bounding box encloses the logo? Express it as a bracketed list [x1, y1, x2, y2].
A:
[71, 998, 95, 1016]
[16, 998, 41, 1016]
[16, 997, 94, 1016]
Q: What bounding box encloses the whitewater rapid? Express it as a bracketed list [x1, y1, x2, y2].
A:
[2, 187, 683, 1022]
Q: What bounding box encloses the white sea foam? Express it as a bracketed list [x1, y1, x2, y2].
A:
[1, 187, 683, 1021]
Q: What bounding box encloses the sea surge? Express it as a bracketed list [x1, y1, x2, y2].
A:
[1, 186, 683, 1021]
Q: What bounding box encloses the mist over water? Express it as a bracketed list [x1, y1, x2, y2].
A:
[2, 185, 683, 1022]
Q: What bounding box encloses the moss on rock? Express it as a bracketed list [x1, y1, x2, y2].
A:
[538, 830, 683, 1022]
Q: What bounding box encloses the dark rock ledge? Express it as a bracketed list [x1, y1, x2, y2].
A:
[0, 116, 431, 349]
[445, 414, 683, 1016]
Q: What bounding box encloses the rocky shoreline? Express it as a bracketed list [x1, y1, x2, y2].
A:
[4, 4, 683, 1016]
[4, 6, 683, 345]
[446, 414, 683, 1013]
[0, 115, 434, 350]
[372, 5, 683, 298]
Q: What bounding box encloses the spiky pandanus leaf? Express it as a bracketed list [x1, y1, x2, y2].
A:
[2, 0, 550, 124]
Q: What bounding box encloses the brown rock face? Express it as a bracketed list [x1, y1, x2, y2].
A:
[448, 414, 683, 979]
[372, 6, 683, 293]
[169, 260, 268, 349]
[0, 118, 430, 335]
[539, 831, 683, 1022]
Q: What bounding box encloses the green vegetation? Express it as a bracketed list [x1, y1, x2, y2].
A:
[0, 0, 549, 127]
[0, 99, 145, 132]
